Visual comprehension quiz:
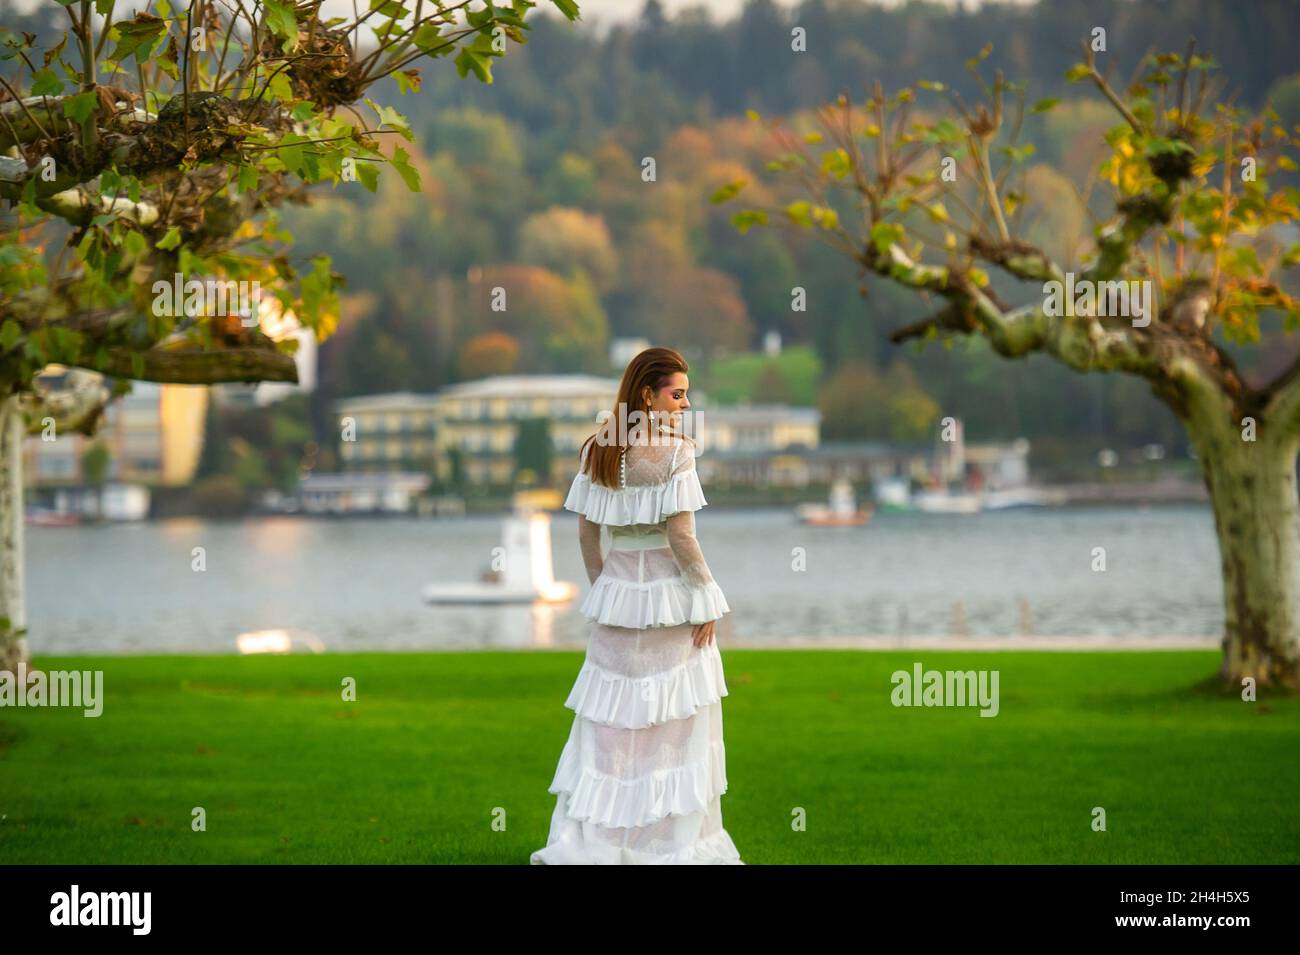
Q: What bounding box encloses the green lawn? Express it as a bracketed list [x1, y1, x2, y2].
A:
[0, 650, 1296, 864]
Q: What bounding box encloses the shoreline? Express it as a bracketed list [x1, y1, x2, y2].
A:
[717, 635, 1220, 650]
[22, 635, 1222, 658]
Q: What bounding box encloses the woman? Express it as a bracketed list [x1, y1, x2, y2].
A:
[530, 347, 743, 865]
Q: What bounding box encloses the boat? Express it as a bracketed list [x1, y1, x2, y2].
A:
[26, 508, 82, 526]
[980, 486, 1069, 510]
[872, 476, 914, 512]
[912, 487, 984, 514]
[795, 478, 873, 525]
[422, 502, 578, 605]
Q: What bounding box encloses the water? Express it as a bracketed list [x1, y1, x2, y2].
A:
[35, 506, 1232, 654]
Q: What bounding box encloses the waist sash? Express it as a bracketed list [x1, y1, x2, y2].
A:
[608, 531, 669, 550]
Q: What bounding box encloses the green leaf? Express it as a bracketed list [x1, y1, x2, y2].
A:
[870, 221, 905, 255]
[0, 319, 22, 352]
[469, 30, 504, 56]
[156, 226, 182, 250]
[63, 90, 98, 124]
[155, 34, 181, 81]
[30, 68, 63, 96]
[998, 142, 1036, 163]
[367, 0, 406, 17]
[1065, 63, 1091, 83]
[550, 0, 580, 20]
[964, 42, 993, 71]
[24, 332, 46, 364]
[1031, 97, 1059, 113]
[393, 68, 420, 95]
[389, 146, 421, 191]
[355, 161, 379, 192]
[276, 135, 306, 175]
[238, 164, 258, 193]
[262, 69, 294, 104]
[454, 47, 493, 83]
[925, 202, 950, 223]
[300, 255, 337, 334]
[821, 147, 851, 178]
[920, 118, 964, 145]
[122, 230, 147, 258]
[366, 99, 413, 141]
[784, 201, 813, 227]
[106, 13, 167, 64]
[731, 210, 767, 234]
[811, 206, 839, 230]
[413, 23, 449, 54]
[710, 179, 747, 204]
[263, 0, 299, 52]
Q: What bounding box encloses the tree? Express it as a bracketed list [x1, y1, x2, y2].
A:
[513, 416, 552, 486]
[0, 0, 581, 671]
[818, 359, 938, 442]
[458, 330, 520, 378]
[724, 40, 1300, 686]
[517, 206, 619, 291]
[79, 437, 111, 520]
[467, 263, 607, 371]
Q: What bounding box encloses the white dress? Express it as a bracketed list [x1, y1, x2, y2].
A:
[530, 432, 743, 864]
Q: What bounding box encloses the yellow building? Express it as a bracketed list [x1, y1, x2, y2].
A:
[432, 375, 619, 486]
[333, 376, 620, 487]
[333, 392, 442, 473]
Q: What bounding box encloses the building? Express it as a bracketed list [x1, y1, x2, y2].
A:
[333, 375, 620, 488]
[609, 337, 651, 369]
[431, 375, 619, 485]
[333, 392, 443, 473]
[687, 403, 821, 486]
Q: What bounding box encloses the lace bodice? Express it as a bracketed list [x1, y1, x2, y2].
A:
[564, 433, 730, 628]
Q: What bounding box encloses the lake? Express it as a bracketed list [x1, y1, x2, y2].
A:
[36, 505, 1236, 654]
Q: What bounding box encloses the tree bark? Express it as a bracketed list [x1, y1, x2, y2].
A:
[0, 392, 29, 673]
[1185, 392, 1300, 688]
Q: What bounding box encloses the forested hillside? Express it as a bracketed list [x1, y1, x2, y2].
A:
[8, 0, 1300, 465]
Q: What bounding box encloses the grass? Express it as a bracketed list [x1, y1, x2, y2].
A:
[0, 650, 1296, 864]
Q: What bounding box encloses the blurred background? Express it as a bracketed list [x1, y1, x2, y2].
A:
[9, 0, 1299, 653]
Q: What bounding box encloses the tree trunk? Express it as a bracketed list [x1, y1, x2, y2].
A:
[1188, 405, 1300, 688]
[0, 391, 29, 673]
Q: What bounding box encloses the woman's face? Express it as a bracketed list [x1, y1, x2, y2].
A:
[644, 373, 690, 427]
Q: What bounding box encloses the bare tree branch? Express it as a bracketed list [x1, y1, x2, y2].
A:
[64, 344, 299, 385]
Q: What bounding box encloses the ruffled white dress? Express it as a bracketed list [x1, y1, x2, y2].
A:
[530, 432, 742, 864]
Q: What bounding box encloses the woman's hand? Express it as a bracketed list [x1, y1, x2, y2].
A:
[692, 620, 716, 647]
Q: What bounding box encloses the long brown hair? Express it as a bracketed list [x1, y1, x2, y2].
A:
[579, 347, 688, 489]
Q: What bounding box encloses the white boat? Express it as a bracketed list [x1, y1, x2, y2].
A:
[422, 508, 578, 605]
[912, 488, 984, 514]
[795, 478, 873, 525]
[980, 486, 1069, 510]
[872, 477, 913, 511]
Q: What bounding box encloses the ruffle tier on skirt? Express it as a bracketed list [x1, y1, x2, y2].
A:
[530, 621, 743, 865]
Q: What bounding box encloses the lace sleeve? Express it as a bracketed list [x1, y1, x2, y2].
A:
[665, 508, 717, 591]
[577, 514, 604, 585]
